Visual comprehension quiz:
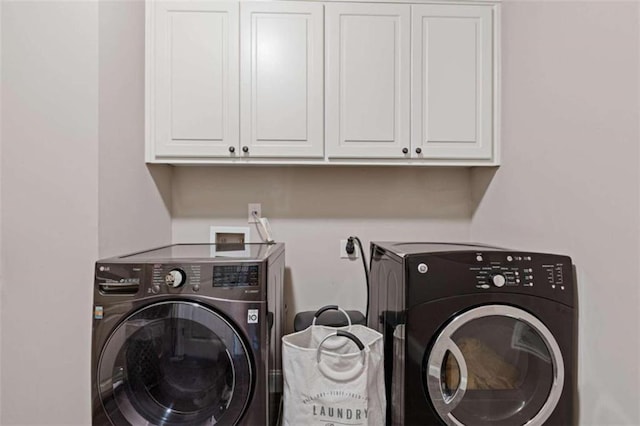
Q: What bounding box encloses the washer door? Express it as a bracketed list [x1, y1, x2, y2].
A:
[98, 301, 252, 426]
[425, 305, 564, 426]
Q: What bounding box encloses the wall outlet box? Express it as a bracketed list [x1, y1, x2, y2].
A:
[210, 226, 250, 257]
[248, 203, 262, 223]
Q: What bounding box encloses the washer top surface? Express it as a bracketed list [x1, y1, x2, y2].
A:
[101, 243, 284, 263]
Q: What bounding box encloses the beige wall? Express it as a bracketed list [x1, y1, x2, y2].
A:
[471, 1, 640, 424]
[172, 166, 472, 330]
[1, 2, 99, 424]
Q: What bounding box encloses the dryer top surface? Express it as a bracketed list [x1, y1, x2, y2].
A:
[372, 241, 506, 258]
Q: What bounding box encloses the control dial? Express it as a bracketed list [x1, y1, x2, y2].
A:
[492, 274, 506, 288]
[165, 268, 186, 288]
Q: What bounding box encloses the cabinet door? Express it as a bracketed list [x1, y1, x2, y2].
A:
[326, 3, 411, 159]
[411, 4, 494, 160]
[149, 1, 239, 158]
[241, 2, 324, 158]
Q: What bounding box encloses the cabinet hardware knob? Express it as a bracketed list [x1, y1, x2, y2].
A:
[242, 146, 249, 153]
[415, 147, 422, 154]
[228, 146, 235, 153]
[402, 147, 409, 154]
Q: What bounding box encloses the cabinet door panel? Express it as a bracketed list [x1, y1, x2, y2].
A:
[412, 4, 494, 160]
[326, 3, 410, 158]
[151, 1, 239, 157]
[241, 2, 324, 157]
[171, 14, 224, 140]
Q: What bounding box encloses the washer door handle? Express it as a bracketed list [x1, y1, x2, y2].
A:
[427, 337, 468, 415]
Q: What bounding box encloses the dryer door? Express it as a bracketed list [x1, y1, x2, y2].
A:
[97, 301, 252, 426]
[425, 305, 564, 426]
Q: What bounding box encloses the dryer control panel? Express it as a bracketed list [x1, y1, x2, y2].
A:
[406, 251, 575, 307]
[470, 254, 565, 290]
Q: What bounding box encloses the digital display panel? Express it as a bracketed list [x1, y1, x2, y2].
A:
[213, 265, 259, 287]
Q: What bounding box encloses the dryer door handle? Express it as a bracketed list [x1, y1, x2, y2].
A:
[427, 337, 468, 415]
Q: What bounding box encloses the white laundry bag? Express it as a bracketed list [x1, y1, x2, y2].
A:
[281, 306, 386, 426]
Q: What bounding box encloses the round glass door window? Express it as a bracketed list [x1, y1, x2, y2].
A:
[424, 305, 564, 426]
[98, 301, 252, 426]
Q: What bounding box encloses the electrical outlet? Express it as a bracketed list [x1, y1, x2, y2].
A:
[248, 203, 261, 223]
[340, 239, 360, 259]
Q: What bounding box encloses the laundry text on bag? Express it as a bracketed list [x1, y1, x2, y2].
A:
[313, 405, 368, 423]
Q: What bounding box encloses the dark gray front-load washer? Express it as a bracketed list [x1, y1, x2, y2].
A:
[91, 243, 285, 426]
[369, 242, 577, 426]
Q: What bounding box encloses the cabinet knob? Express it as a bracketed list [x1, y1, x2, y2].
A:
[402, 147, 409, 154]
[242, 146, 249, 153]
[415, 147, 422, 154]
[228, 146, 235, 153]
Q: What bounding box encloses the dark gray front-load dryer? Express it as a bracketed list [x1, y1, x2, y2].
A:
[369, 242, 577, 426]
[91, 243, 285, 426]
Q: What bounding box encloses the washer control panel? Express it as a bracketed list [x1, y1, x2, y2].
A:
[150, 264, 261, 288]
[96, 260, 268, 302]
[113, 262, 267, 300]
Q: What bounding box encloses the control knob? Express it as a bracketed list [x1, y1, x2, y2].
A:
[166, 268, 186, 288]
[492, 274, 506, 288]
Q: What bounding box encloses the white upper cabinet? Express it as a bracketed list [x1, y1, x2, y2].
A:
[146, 0, 500, 165]
[240, 2, 324, 158]
[411, 4, 495, 161]
[147, 1, 239, 159]
[325, 3, 411, 159]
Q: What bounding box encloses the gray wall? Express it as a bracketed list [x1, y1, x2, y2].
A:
[472, 1, 640, 424]
[0, 1, 171, 424]
[98, 0, 172, 258]
[1, 2, 99, 424]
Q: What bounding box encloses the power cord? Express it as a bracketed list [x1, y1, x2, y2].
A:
[252, 211, 275, 244]
[348, 236, 370, 324]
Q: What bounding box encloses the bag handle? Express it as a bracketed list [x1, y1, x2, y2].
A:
[316, 330, 367, 382]
[312, 305, 352, 327]
[335, 330, 364, 350]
